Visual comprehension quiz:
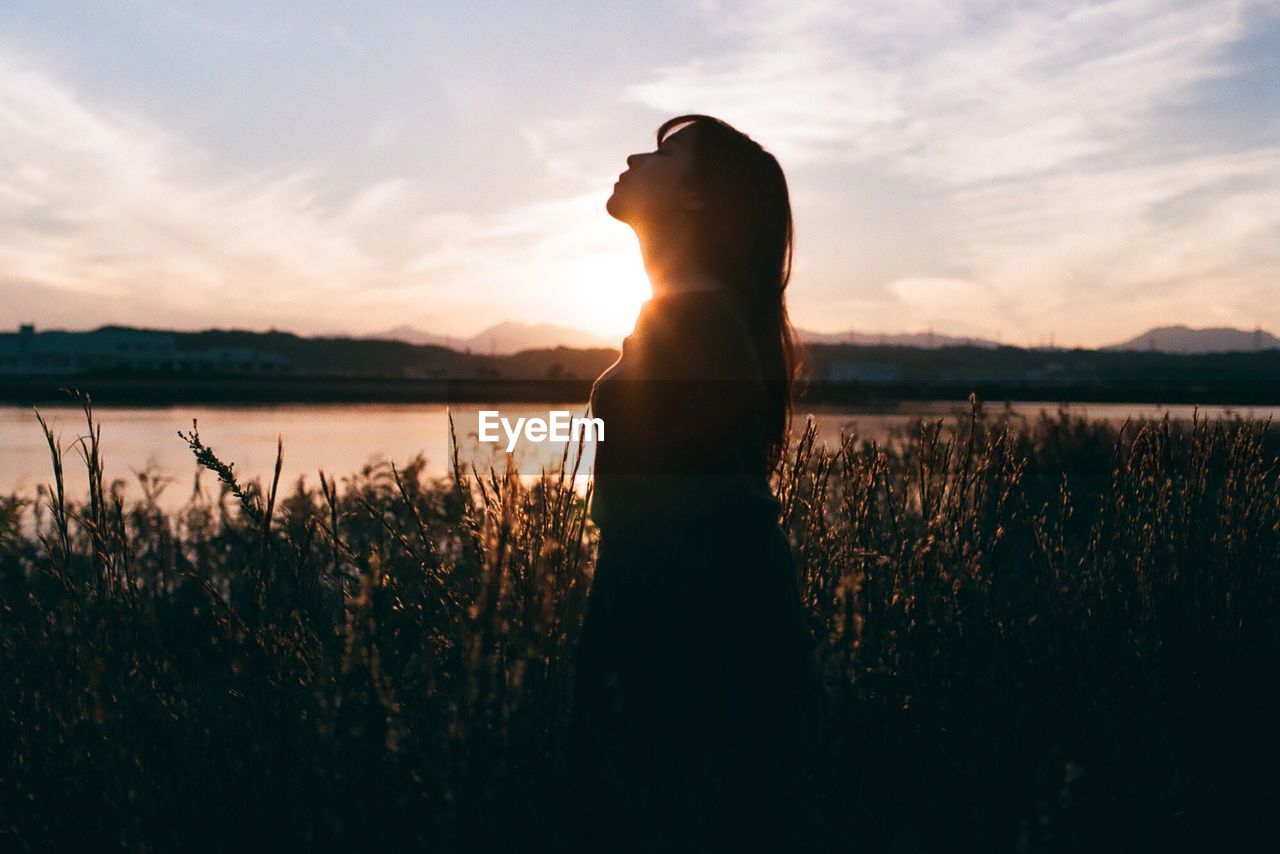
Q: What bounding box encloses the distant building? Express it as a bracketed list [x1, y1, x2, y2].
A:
[938, 368, 1022, 386]
[1022, 361, 1104, 387]
[828, 360, 905, 384]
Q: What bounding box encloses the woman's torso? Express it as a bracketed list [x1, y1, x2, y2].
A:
[578, 288, 817, 724]
[586, 288, 783, 534]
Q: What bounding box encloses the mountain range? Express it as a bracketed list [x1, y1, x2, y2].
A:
[1099, 325, 1280, 354]
[367, 321, 1280, 355]
[369, 322, 616, 354]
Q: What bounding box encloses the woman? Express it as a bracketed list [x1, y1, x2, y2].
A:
[568, 115, 820, 850]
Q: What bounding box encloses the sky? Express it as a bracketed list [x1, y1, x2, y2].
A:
[1, 0, 1277, 348]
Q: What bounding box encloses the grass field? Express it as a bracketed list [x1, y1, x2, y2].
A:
[2, 394, 1277, 852]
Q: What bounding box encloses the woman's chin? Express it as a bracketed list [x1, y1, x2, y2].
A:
[604, 193, 626, 221]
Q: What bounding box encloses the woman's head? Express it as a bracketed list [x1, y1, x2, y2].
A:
[605, 122, 703, 226]
[609, 114, 803, 472]
[606, 116, 792, 291]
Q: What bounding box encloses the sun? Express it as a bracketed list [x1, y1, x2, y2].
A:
[564, 251, 651, 340]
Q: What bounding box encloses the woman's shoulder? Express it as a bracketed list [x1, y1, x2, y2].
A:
[627, 290, 764, 381]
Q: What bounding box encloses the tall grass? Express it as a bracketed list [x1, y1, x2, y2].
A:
[1, 392, 1276, 852]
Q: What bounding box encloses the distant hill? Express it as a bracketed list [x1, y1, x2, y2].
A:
[1101, 325, 1280, 354]
[372, 320, 1000, 351]
[370, 322, 614, 354]
[366, 320, 1280, 354]
[797, 328, 999, 348]
[6, 322, 1279, 405]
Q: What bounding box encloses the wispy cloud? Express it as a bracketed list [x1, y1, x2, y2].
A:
[0, 50, 375, 316]
[630, 0, 1265, 178]
[623, 0, 1280, 344]
[327, 23, 368, 59]
[1, 2, 1276, 347]
[0, 48, 645, 337]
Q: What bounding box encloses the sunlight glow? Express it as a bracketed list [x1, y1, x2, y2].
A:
[563, 250, 651, 340]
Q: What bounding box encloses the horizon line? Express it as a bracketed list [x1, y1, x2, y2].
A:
[6, 319, 1279, 354]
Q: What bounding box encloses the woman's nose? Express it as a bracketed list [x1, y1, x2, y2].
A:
[626, 153, 642, 169]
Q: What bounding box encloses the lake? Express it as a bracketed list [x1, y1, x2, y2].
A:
[3, 400, 1275, 511]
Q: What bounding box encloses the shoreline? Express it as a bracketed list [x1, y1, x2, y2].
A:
[2, 374, 1277, 407]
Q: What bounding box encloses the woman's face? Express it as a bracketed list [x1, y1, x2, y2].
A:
[606, 124, 701, 226]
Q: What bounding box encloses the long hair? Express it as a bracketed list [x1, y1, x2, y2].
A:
[656, 114, 804, 473]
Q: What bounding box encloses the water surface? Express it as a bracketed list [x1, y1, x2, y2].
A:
[3, 400, 1273, 511]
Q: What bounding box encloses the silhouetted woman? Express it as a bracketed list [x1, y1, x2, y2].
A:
[568, 115, 820, 850]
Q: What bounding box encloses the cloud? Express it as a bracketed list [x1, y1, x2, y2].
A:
[887, 276, 1009, 332]
[0, 50, 380, 319]
[627, 0, 1267, 180]
[0, 48, 643, 337]
[945, 145, 1280, 341]
[2, 3, 1276, 348]
[620, 0, 1280, 345]
[327, 23, 368, 59]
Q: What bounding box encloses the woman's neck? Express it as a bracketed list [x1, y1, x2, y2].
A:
[635, 222, 726, 298]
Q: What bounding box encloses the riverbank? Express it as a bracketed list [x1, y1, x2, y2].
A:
[3, 373, 1277, 406]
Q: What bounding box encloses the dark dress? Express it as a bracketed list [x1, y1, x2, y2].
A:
[567, 289, 819, 850]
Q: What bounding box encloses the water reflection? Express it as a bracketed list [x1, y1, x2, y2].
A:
[3, 400, 1274, 512]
